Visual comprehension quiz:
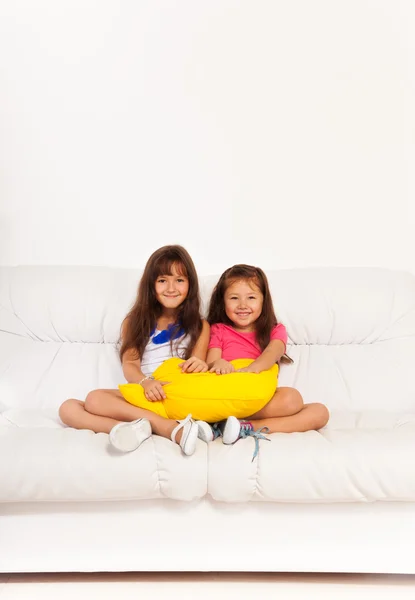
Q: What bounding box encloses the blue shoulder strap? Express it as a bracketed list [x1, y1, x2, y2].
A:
[150, 323, 186, 345]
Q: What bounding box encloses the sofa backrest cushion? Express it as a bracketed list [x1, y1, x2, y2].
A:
[1, 266, 414, 413]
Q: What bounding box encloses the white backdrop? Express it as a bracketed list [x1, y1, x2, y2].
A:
[0, 0, 414, 274]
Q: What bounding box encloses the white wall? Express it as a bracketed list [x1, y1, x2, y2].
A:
[0, 0, 414, 274]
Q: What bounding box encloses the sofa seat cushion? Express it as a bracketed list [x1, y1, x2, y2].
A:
[1, 409, 415, 504]
[0, 410, 207, 503]
[208, 410, 415, 503]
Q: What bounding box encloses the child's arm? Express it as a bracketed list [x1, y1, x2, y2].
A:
[120, 319, 146, 384]
[238, 339, 285, 374]
[122, 349, 146, 384]
[122, 350, 169, 401]
[121, 318, 168, 401]
[180, 320, 210, 373]
[207, 347, 235, 375]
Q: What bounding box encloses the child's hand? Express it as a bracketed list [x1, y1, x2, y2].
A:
[209, 359, 235, 375]
[179, 356, 208, 373]
[237, 365, 260, 374]
[141, 379, 170, 401]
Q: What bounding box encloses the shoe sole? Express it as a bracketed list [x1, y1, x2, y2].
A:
[181, 421, 199, 456]
[222, 416, 240, 445]
[109, 419, 151, 452]
[196, 421, 214, 443]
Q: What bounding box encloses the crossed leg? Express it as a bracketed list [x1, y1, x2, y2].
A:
[247, 387, 329, 433]
[59, 389, 184, 442]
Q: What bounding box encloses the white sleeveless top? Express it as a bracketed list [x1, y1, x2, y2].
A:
[140, 329, 190, 376]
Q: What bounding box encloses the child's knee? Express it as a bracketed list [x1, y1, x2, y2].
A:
[313, 403, 330, 429]
[59, 399, 79, 426]
[84, 389, 103, 414]
[281, 388, 304, 414]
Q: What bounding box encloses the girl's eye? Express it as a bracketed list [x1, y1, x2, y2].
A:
[158, 279, 166, 283]
[177, 278, 185, 283]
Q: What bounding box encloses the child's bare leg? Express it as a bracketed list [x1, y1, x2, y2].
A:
[59, 389, 184, 442]
[248, 387, 304, 420]
[248, 402, 330, 433]
[59, 399, 120, 433]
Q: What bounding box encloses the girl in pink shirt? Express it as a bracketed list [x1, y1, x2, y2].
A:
[198, 264, 329, 454]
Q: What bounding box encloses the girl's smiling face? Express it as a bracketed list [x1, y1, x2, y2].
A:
[224, 279, 263, 331]
[155, 263, 189, 310]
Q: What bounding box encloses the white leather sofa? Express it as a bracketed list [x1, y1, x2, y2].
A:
[1, 265, 415, 574]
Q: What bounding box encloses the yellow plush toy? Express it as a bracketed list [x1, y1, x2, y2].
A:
[119, 357, 278, 422]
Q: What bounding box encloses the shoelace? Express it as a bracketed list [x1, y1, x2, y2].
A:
[211, 424, 222, 440]
[239, 425, 271, 461]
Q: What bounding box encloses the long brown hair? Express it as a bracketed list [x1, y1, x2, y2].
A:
[207, 264, 277, 352]
[120, 245, 203, 361]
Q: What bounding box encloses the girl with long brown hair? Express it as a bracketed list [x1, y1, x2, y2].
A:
[199, 264, 329, 455]
[59, 245, 210, 456]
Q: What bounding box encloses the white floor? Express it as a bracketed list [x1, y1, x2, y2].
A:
[0, 573, 415, 600]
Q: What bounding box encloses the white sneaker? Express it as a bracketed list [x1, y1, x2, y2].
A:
[171, 414, 199, 456]
[109, 418, 152, 452]
[196, 420, 222, 443]
[220, 417, 270, 461]
[220, 416, 248, 445]
[196, 420, 214, 442]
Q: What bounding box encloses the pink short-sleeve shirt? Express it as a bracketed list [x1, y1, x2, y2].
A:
[208, 323, 287, 362]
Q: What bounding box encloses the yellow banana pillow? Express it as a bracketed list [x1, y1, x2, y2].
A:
[119, 357, 278, 422]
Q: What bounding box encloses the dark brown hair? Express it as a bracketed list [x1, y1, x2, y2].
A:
[207, 264, 277, 352]
[120, 245, 203, 362]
